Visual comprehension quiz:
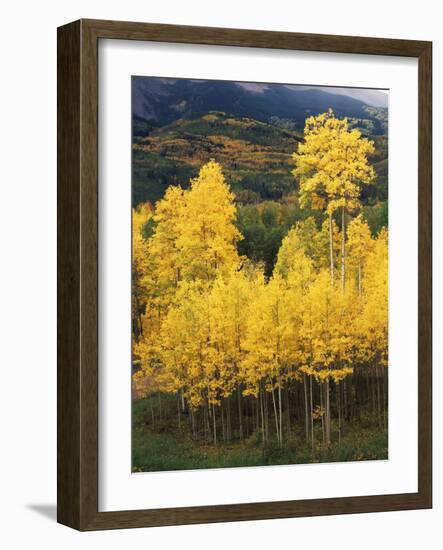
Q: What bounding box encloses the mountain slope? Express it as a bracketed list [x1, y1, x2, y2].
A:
[132, 111, 387, 207]
[133, 111, 302, 205]
[132, 77, 387, 135]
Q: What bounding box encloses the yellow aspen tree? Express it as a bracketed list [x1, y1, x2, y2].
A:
[157, 280, 209, 409]
[273, 222, 312, 278]
[274, 218, 330, 276]
[292, 109, 375, 289]
[132, 202, 153, 341]
[351, 228, 388, 430]
[143, 160, 242, 305]
[135, 161, 244, 426]
[346, 214, 374, 295]
[242, 273, 297, 445]
[144, 185, 186, 311]
[352, 228, 388, 366]
[209, 269, 253, 432]
[176, 160, 243, 283]
[275, 235, 314, 444]
[300, 270, 354, 444]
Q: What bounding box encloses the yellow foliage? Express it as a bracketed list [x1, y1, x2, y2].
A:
[132, 137, 387, 416]
[293, 109, 375, 216]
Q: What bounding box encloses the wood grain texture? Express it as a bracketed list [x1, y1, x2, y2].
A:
[57, 20, 81, 528]
[83, 18, 429, 57]
[57, 19, 432, 531]
[417, 41, 432, 506]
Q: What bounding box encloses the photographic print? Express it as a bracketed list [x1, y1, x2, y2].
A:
[131, 76, 388, 473]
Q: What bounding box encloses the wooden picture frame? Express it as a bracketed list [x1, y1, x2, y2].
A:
[57, 18, 432, 530]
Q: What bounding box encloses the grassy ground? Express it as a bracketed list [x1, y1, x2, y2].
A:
[132, 396, 388, 473]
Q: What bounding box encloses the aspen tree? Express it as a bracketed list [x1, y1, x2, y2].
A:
[293, 110, 375, 288]
[347, 215, 373, 295]
[132, 202, 153, 340]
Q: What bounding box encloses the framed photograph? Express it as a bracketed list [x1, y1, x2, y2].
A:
[57, 19, 432, 530]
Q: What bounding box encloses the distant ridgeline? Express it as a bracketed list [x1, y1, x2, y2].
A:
[132, 78, 388, 275]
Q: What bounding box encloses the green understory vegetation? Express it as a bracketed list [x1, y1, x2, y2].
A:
[133, 392, 388, 473]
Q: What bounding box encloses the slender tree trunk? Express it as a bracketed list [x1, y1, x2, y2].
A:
[320, 381, 325, 444]
[329, 211, 334, 286]
[245, 397, 250, 437]
[371, 369, 376, 419]
[341, 205, 346, 290]
[383, 367, 388, 431]
[212, 403, 217, 445]
[284, 386, 291, 435]
[190, 408, 196, 439]
[158, 393, 162, 421]
[366, 369, 371, 409]
[325, 379, 331, 445]
[260, 388, 265, 444]
[278, 378, 283, 446]
[177, 395, 181, 429]
[376, 366, 382, 430]
[237, 387, 243, 440]
[303, 373, 310, 443]
[383, 368, 387, 432]
[207, 402, 211, 442]
[221, 401, 226, 442]
[309, 376, 314, 453]
[337, 381, 341, 445]
[270, 385, 280, 445]
[256, 395, 260, 434]
[264, 386, 269, 442]
[204, 401, 210, 441]
[227, 397, 232, 441]
[150, 398, 155, 428]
